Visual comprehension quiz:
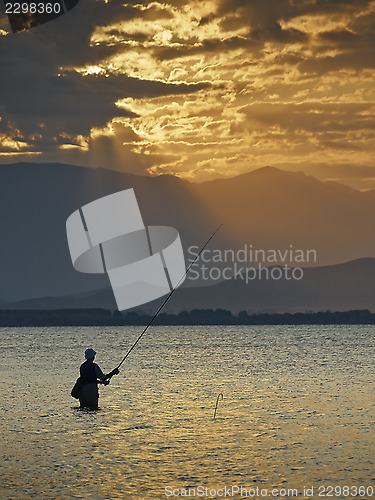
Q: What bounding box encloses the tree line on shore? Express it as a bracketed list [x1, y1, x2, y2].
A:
[0, 308, 373, 326]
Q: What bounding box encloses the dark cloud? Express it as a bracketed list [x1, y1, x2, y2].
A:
[0, 66, 206, 137]
[318, 29, 361, 45]
[215, 0, 293, 30]
[214, 0, 372, 23]
[299, 48, 375, 73]
[1, 0, 375, 182]
[293, 0, 372, 17]
[297, 10, 375, 74]
[197, 0, 372, 54]
[240, 102, 375, 134]
[201, 0, 308, 49]
[273, 54, 304, 66]
[153, 35, 263, 61]
[351, 10, 375, 30]
[105, 30, 149, 43]
[0, 0, 208, 154]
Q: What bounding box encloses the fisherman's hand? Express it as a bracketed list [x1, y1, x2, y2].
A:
[106, 368, 119, 378]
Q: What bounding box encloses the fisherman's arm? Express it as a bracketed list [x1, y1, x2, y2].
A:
[103, 367, 120, 381]
[94, 364, 107, 382]
[94, 364, 120, 383]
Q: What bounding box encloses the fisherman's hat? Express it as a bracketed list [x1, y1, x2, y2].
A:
[85, 348, 96, 360]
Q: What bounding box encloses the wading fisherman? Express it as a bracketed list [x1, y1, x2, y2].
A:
[79, 348, 119, 409]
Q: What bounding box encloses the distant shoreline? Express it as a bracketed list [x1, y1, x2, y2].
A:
[0, 308, 374, 327]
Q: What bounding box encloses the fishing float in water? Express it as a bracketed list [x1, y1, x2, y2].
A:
[213, 393, 224, 420]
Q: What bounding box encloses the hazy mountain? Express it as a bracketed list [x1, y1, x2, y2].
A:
[1, 162, 375, 304]
[0, 162, 221, 301]
[192, 166, 375, 265]
[3, 258, 375, 314]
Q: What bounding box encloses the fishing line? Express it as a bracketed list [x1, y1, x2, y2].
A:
[213, 393, 224, 419]
[115, 224, 223, 370]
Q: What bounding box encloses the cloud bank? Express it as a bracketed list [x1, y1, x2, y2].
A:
[1, 0, 375, 186]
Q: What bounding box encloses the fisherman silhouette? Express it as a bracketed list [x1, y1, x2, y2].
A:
[79, 348, 119, 410]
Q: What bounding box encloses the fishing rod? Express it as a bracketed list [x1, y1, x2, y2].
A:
[115, 224, 223, 370]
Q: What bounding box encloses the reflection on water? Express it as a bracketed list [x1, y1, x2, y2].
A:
[0, 326, 374, 499]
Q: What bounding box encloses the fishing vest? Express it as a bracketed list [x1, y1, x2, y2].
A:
[80, 360, 97, 384]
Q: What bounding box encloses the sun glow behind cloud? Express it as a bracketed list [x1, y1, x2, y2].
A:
[1, 0, 375, 187]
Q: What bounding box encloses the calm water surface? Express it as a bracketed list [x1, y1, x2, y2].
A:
[0, 325, 374, 499]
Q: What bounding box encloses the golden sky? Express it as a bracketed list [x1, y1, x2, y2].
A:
[1, 0, 375, 188]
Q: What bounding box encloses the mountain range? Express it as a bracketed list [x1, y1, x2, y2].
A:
[1, 162, 375, 311]
[2, 257, 374, 313]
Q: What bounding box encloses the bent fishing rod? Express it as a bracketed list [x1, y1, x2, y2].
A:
[115, 224, 222, 370]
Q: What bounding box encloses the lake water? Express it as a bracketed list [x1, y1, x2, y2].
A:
[0, 325, 374, 499]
